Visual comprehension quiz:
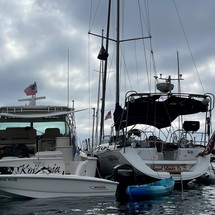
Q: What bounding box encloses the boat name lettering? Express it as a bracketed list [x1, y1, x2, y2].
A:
[99, 146, 107, 150]
[152, 165, 188, 172]
[117, 169, 133, 173]
[90, 186, 107, 190]
[0, 177, 17, 182]
[12, 164, 61, 174]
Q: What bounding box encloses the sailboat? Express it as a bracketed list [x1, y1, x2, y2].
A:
[92, 0, 215, 185]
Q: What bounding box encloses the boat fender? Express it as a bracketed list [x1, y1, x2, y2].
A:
[75, 161, 87, 176]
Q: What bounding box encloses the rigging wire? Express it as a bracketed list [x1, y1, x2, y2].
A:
[88, 0, 103, 143]
[172, 0, 205, 93]
[145, 0, 158, 91]
[138, 0, 159, 93]
[119, 0, 154, 95]
[115, 0, 133, 100]
[138, 0, 150, 92]
[88, 0, 101, 32]
[87, 33, 92, 142]
[134, 41, 140, 92]
[142, 0, 158, 89]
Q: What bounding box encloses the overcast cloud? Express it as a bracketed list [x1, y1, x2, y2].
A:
[0, 0, 215, 143]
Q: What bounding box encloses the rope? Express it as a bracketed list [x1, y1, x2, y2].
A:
[181, 173, 184, 200]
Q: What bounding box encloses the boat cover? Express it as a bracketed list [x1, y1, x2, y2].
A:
[114, 95, 208, 130]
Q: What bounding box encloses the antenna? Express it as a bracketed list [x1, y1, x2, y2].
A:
[67, 49, 70, 107]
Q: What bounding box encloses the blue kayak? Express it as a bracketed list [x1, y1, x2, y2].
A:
[126, 177, 175, 201]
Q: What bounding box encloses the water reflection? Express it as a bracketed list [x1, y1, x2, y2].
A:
[1, 184, 215, 215]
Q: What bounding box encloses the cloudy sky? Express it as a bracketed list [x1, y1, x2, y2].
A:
[0, 0, 215, 143]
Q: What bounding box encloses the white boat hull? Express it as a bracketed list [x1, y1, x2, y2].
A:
[96, 146, 211, 182]
[0, 151, 65, 175]
[0, 174, 118, 198]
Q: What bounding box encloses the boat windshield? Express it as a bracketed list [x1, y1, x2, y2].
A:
[0, 121, 69, 136]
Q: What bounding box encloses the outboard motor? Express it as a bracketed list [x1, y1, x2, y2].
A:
[112, 164, 135, 203]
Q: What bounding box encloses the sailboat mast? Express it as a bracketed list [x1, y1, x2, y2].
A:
[177, 51, 181, 94]
[116, 0, 120, 104]
[99, 0, 111, 144]
[177, 51, 181, 131]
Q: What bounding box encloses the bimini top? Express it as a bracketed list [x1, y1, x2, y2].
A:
[114, 93, 211, 130]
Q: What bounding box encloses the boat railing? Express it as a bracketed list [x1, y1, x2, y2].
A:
[0, 106, 72, 113]
[126, 91, 213, 101]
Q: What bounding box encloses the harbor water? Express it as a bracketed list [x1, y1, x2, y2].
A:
[0, 182, 215, 215]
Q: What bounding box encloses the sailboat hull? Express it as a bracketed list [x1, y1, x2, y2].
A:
[96, 146, 210, 183]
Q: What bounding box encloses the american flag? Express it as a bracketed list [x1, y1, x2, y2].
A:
[24, 82, 37, 96]
[197, 130, 215, 157]
[105, 111, 112, 120]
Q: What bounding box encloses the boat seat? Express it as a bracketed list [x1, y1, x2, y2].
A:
[43, 128, 60, 138]
[6, 127, 36, 141]
[0, 127, 37, 157]
[0, 130, 7, 140]
[41, 128, 61, 151]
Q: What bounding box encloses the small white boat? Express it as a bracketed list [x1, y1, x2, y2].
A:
[0, 150, 119, 199]
[0, 89, 118, 199]
[0, 173, 118, 199]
